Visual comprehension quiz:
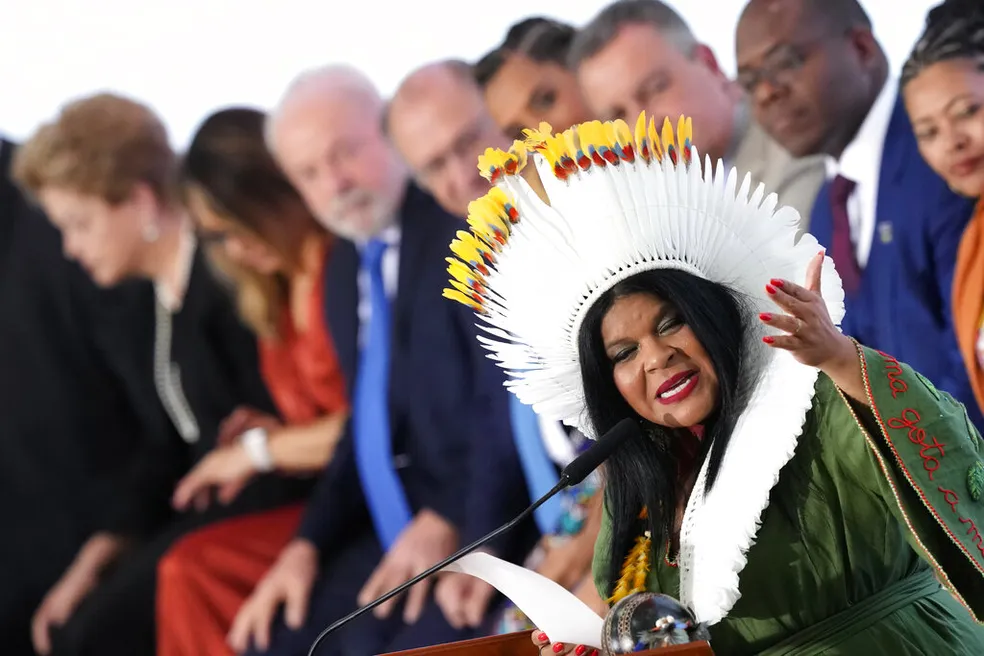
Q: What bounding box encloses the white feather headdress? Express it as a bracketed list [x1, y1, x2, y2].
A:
[444, 112, 845, 625]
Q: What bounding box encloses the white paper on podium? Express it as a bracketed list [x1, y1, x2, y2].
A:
[443, 552, 604, 648]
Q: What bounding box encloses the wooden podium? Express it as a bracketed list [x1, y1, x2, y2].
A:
[383, 630, 714, 655]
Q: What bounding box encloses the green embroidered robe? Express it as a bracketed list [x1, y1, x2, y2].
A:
[593, 346, 984, 654]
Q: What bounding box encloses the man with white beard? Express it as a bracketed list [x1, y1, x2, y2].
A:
[186, 65, 534, 655]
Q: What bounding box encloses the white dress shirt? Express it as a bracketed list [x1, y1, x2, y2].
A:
[538, 417, 577, 467]
[355, 224, 401, 348]
[825, 78, 898, 268]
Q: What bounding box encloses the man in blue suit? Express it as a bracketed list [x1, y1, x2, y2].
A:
[735, 0, 982, 427]
[227, 65, 535, 655]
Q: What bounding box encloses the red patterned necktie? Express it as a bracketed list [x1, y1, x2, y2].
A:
[829, 174, 862, 294]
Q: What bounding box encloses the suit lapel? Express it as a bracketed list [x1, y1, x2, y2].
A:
[325, 238, 360, 394]
[879, 98, 910, 188]
[392, 185, 433, 346]
[873, 98, 911, 251]
[810, 182, 834, 249]
[0, 141, 21, 250]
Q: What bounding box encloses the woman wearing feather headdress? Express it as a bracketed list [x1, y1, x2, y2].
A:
[444, 112, 984, 655]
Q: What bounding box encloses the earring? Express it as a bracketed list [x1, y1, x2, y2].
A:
[142, 220, 160, 243]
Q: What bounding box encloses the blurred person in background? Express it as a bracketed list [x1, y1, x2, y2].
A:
[155, 106, 351, 656]
[474, 17, 591, 140]
[13, 93, 300, 656]
[902, 0, 984, 419]
[213, 65, 531, 655]
[384, 60, 502, 219]
[0, 136, 148, 656]
[736, 0, 982, 429]
[386, 59, 608, 632]
[571, 0, 824, 226]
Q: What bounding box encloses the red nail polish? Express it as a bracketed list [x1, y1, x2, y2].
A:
[575, 646, 587, 656]
[759, 312, 772, 321]
[763, 336, 775, 344]
[590, 650, 600, 656]
[765, 284, 777, 294]
[553, 643, 565, 653]
[770, 278, 785, 287]
[536, 632, 549, 643]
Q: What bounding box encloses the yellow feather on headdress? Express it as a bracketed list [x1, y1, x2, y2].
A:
[611, 119, 635, 163]
[443, 257, 487, 313]
[466, 192, 512, 249]
[507, 139, 528, 175]
[523, 122, 574, 179]
[449, 230, 494, 276]
[441, 288, 484, 313]
[576, 120, 613, 167]
[677, 116, 694, 164]
[446, 257, 484, 290]
[522, 121, 554, 149]
[477, 141, 527, 183]
[634, 112, 651, 162]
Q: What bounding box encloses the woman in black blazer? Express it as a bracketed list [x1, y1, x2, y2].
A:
[12, 92, 308, 655]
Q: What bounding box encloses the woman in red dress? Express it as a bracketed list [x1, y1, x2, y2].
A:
[155, 107, 348, 656]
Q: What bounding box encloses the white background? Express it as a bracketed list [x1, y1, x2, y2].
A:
[0, 0, 935, 148]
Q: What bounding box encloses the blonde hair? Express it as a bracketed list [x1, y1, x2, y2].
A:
[13, 92, 178, 206]
[204, 234, 293, 341]
[182, 107, 325, 339]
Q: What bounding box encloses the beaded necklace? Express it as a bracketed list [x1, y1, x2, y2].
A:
[608, 428, 702, 604]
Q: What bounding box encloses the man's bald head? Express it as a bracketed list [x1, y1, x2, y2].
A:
[383, 60, 479, 135]
[267, 64, 383, 150]
[735, 0, 886, 158]
[267, 64, 407, 241]
[385, 59, 508, 217]
[738, 0, 871, 36]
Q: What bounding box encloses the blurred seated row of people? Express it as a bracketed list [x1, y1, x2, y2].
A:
[11, 94, 313, 656]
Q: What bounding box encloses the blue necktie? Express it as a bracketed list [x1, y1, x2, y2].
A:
[509, 396, 563, 535]
[353, 238, 412, 548]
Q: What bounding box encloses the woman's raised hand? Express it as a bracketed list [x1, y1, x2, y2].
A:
[760, 250, 867, 402]
[759, 250, 855, 370]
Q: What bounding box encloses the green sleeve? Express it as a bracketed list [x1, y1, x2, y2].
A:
[592, 500, 614, 602]
[846, 343, 984, 620]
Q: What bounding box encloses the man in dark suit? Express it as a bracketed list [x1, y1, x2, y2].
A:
[384, 59, 610, 625]
[228, 65, 533, 655]
[0, 138, 147, 654]
[736, 0, 982, 427]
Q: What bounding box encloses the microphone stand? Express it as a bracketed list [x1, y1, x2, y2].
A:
[305, 416, 637, 655]
[307, 476, 571, 656]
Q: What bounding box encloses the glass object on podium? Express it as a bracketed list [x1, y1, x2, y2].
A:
[601, 593, 710, 653]
[382, 630, 713, 656]
[426, 554, 713, 654]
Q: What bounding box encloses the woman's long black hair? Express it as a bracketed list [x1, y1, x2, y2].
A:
[576, 269, 752, 597]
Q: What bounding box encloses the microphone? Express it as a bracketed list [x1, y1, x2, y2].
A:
[307, 417, 639, 655]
